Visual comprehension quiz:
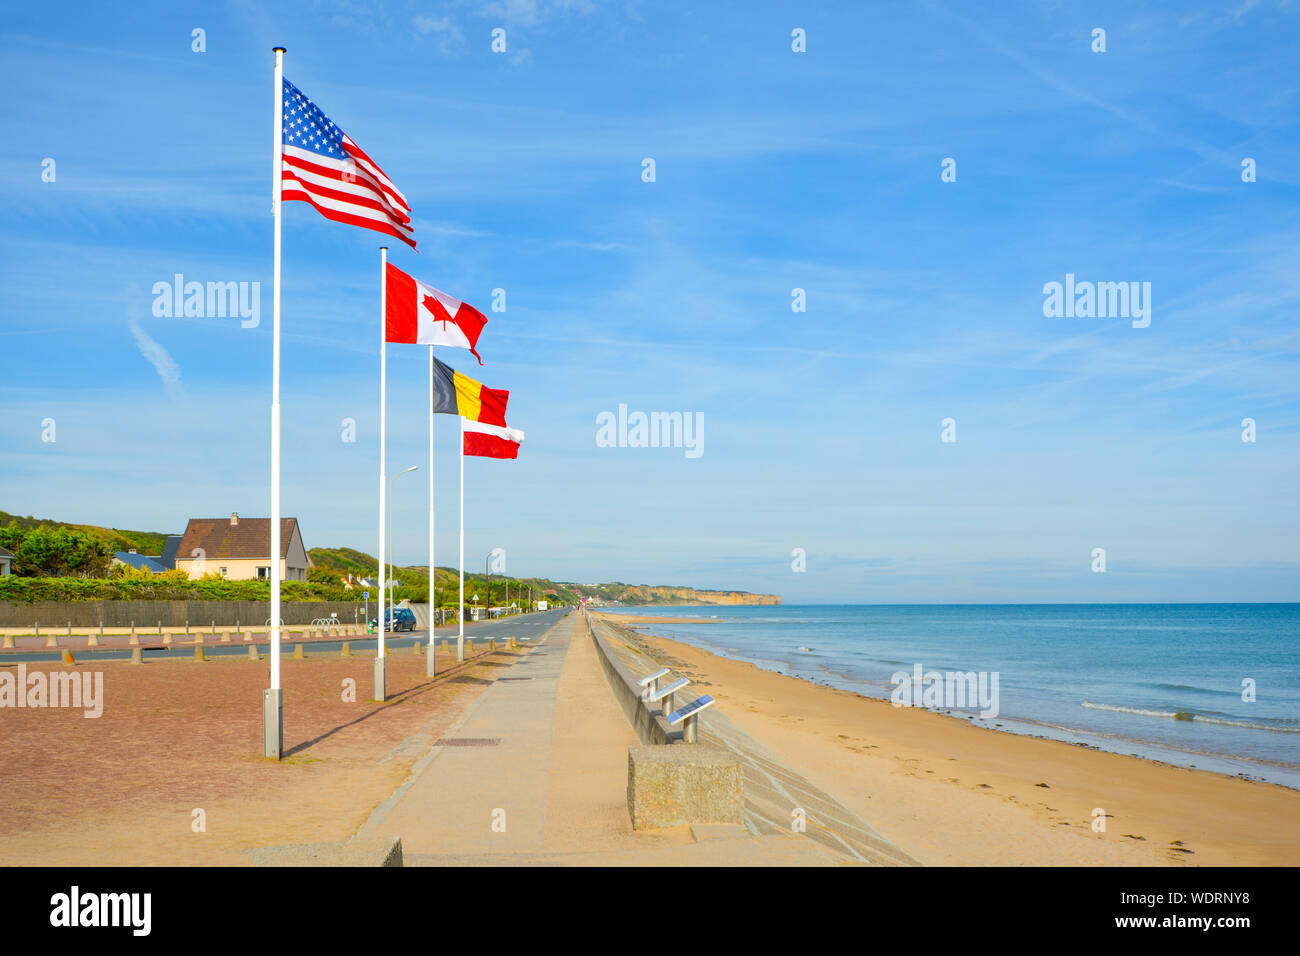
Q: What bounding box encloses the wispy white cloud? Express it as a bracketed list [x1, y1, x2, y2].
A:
[127, 318, 182, 399]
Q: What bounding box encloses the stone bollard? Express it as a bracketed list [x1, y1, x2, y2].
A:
[442, 639, 449, 652]
[249, 645, 260, 661]
[293, 643, 305, 659]
[46, 629, 57, 648]
[341, 641, 352, 657]
[194, 645, 206, 662]
[87, 632, 99, 647]
[413, 641, 422, 656]
[466, 639, 474, 654]
[162, 631, 172, 645]
[489, 638, 496, 652]
[129, 623, 139, 646]
[130, 646, 143, 664]
[2, 634, 14, 650]
[242, 630, 250, 642]
[221, 629, 231, 643]
[62, 649, 75, 665]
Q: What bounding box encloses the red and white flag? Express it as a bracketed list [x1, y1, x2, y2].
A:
[385, 262, 487, 363]
[463, 420, 524, 459]
[280, 78, 416, 248]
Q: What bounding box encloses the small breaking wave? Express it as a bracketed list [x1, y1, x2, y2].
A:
[1082, 701, 1300, 733]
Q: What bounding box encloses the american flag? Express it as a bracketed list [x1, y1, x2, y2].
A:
[280, 78, 415, 248]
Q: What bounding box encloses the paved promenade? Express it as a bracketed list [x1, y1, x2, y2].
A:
[357, 611, 919, 866]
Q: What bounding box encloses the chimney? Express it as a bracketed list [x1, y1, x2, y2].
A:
[230, 513, 239, 525]
[127, 548, 138, 554]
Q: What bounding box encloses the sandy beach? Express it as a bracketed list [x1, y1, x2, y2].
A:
[597, 615, 1300, 866]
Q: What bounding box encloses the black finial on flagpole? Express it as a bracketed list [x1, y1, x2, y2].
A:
[273, 46, 287, 53]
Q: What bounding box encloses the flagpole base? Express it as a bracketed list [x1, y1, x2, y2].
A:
[374, 656, 387, 701]
[263, 688, 283, 759]
[426, 641, 437, 678]
[457, 637, 464, 663]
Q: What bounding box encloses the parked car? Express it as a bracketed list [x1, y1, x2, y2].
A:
[369, 607, 417, 632]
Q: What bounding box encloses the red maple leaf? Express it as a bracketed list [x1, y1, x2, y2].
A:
[423, 293, 455, 331]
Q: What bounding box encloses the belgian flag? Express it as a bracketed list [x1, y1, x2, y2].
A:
[432, 357, 508, 425]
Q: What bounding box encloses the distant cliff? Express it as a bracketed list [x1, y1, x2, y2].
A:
[584, 583, 781, 606]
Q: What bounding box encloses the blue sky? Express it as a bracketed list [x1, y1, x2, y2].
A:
[2, 0, 1298, 603]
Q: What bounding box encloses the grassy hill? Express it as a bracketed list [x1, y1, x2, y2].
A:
[0, 510, 169, 555]
[308, 549, 779, 607]
[0, 510, 779, 606]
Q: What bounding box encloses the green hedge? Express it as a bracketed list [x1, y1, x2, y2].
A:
[0, 576, 365, 605]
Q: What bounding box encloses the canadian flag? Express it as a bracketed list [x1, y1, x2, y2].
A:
[463, 420, 524, 459]
[384, 262, 486, 363]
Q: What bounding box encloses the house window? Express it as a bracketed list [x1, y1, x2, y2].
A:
[219, 567, 228, 578]
[257, 566, 271, 580]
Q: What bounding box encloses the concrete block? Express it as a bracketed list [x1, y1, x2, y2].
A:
[627, 744, 743, 830]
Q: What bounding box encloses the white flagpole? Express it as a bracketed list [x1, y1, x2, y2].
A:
[265, 46, 286, 759]
[458, 414, 464, 662]
[427, 344, 436, 677]
[376, 246, 388, 700]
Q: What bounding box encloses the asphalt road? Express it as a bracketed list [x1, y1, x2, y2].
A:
[0, 607, 574, 664]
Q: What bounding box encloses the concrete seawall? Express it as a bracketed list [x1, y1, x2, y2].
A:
[585, 612, 672, 745]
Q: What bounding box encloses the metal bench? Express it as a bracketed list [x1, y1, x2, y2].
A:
[645, 676, 690, 719]
[668, 695, 715, 743]
[637, 667, 670, 700]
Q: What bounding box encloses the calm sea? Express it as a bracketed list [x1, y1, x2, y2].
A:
[601, 604, 1300, 789]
